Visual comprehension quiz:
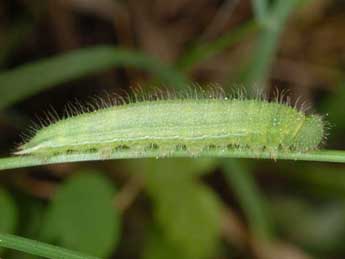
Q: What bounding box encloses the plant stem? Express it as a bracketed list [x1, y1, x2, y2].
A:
[251, 0, 268, 24]
[223, 160, 273, 240]
[0, 149, 345, 171]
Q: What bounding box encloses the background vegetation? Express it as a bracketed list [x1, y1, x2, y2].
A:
[1, 0, 345, 258]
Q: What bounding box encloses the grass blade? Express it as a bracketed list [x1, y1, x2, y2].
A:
[1, 149, 345, 171]
[0, 233, 100, 259]
[0, 46, 188, 110]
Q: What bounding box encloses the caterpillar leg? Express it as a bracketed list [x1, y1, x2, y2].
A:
[99, 146, 114, 160]
[186, 143, 204, 157]
[266, 147, 279, 161]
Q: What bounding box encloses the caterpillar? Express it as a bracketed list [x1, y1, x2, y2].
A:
[14, 89, 325, 159]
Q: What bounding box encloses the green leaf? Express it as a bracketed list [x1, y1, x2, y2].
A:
[0, 188, 18, 255]
[41, 170, 120, 258]
[144, 160, 222, 259]
[143, 228, 187, 259]
[0, 46, 189, 110]
[155, 183, 220, 259]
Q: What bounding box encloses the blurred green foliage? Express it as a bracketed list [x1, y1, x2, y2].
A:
[0, 188, 18, 254]
[271, 196, 345, 254]
[0, 46, 189, 110]
[223, 160, 273, 241]
[40, 171, 120, 258]
[143, 228, 188, 259]
[0, 0, 345, 258]
[127, 159, 221, 259]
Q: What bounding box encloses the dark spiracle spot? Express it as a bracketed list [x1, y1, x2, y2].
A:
[66, 149, 76, 154]
[227, 144, 235, 150]
[207, 144, 217, 150]
[113, 145, 130, 152]
[233, 144, 240, 149]
[86, 148, 98, 153]
[146, 143, 159, 150]
[289, 145, 296, 151]
[175, 144, 187, 151]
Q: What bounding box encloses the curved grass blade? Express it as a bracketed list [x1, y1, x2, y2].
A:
[1, 149, 345, 171]
[0, 46, 189, 110]
[0, 233, 100, 259]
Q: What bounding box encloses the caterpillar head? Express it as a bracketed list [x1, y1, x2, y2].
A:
[293, 114, 325, 151]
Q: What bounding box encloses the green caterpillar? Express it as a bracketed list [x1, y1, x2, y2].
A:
[15, 93, 325, 159]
